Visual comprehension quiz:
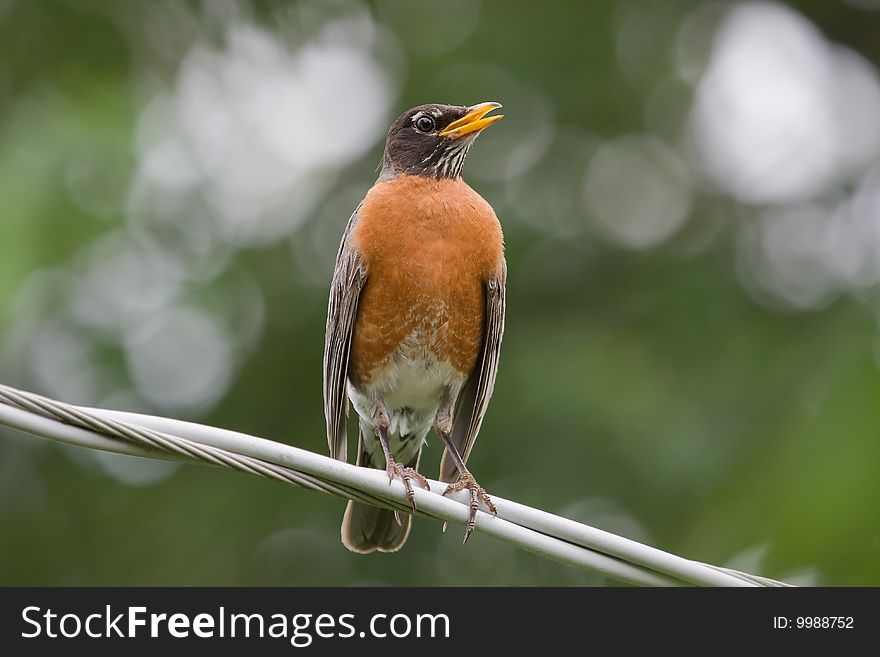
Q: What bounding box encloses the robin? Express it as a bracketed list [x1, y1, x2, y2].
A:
[323, 101, 506, 553]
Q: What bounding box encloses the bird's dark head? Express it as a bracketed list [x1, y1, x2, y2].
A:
[379, 102, 503, 180]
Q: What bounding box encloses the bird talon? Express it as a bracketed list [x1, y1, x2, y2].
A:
[385, 460, 430, 513]
[481, 491, 498, 516]
[442, 472, 494, 543]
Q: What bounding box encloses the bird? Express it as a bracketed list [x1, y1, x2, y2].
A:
[323, 101, 506, 553]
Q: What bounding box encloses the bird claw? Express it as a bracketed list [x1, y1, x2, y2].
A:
[442, 472, 496, 543]
[386, 461, 430, 514]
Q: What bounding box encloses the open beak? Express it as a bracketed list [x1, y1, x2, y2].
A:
[439, 102, 503, 139]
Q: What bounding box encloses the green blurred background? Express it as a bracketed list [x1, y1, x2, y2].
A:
[2, 0, 879, 586]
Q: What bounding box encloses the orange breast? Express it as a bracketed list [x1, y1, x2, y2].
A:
[349, 175, 504, 386]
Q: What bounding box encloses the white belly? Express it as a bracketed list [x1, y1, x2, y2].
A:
[347, 331, 468, 467]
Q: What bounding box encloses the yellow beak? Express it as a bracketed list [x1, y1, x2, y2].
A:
[438, 102, 504, 138]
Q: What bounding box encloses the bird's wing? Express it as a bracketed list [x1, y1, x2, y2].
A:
[323, 204, 367, 462]
[440, 259, 507, 482]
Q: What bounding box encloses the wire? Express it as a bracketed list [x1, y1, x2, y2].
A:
[0, 383, 789, 587]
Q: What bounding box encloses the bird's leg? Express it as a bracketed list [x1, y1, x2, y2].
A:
[435, 398, 496, 544]
[371, 393, 429, 520]
[377, 424, 430, 518]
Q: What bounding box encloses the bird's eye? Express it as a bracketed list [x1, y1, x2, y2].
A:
[415, 115, 435, 133]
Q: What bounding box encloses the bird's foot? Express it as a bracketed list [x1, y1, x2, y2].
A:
[386, 460, 430, 517]
[442, 472, 496, 543]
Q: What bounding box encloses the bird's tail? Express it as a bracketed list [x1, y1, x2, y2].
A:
[341, 427, 421, 554]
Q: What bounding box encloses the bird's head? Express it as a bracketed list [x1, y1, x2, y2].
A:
[380, 102, 503, 180]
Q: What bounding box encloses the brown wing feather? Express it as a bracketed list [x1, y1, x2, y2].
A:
[440, 259, 506, 482]
[323, 205, 367, 462]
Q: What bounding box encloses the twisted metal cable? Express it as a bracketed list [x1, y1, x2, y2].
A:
[0, 383, 790, 587]
[0, 385, 398, 510]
